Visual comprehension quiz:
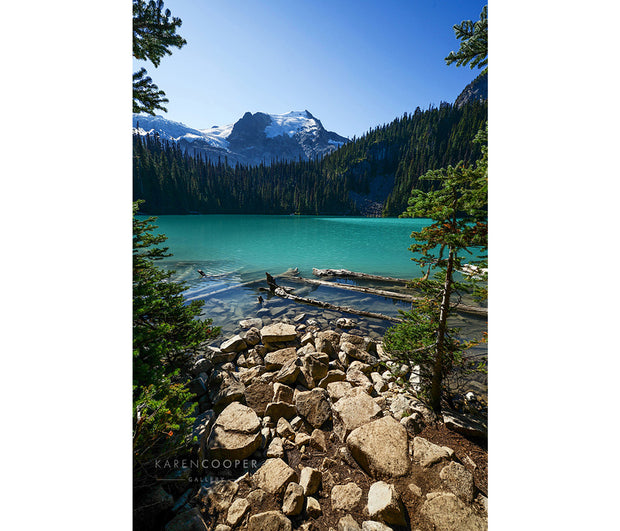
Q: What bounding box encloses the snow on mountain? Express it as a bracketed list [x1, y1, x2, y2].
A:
[264, 110, 319, 139]
[132, 110, 348, 166]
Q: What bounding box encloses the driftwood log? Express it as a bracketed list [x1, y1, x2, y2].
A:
[312, 268, 410, 284]
[265, 273, 403, 323]
[302, 275, 487, 317]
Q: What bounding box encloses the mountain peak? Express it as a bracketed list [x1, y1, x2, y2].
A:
[133, 109, 348, 166]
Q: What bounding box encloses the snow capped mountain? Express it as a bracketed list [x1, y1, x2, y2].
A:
[132, 110, 348, 166]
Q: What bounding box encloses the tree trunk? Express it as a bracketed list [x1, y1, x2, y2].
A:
[430, 248, 455, 413]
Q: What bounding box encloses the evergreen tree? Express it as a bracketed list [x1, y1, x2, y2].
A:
[133, 0, 186, 114]
[445, 5, 488, 72]
[383, 126, 488, 412]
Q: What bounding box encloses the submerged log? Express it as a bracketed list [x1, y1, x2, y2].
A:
[312, 268, 410, 284]
[265, 273, 403, 323]
[298, 276, 487, 317]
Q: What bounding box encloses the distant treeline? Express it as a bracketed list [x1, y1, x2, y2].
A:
[133, 100, 487, 216]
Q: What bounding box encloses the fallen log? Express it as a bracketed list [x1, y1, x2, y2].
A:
[266, 273, 403, 323]
[295, 276, 488, 317]
[312, 268, 410, 284]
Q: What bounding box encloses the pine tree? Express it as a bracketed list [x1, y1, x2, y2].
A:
[445, 5, 488, 72]
[133, 0, 186, 114]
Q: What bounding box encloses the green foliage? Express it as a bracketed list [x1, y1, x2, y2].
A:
[133, 201, 219, 387]
[133, 372, 196, 487]
[445, 5, 488, 72]
[384, 124, 488, 412]
[133, 201, 219, 489]
[133, 0, 186, 115]
[132, 101, 487, 215]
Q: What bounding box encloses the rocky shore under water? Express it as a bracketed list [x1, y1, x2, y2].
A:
[135, 314, 488, 531]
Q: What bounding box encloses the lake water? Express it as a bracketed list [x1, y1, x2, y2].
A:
[140, 214, 487, 395]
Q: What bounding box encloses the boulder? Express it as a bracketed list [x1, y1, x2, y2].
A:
[318, 370, 346, 388]
[326, 381, 353, 401]
[336, 318, 357, 329]
[241, 327, 261, 347]
[252, 458, 298, 499]
[299, 466, 322, 496]
[206, 402, 262, 460]
[164, 508, 208, 531]
[315, 330, 341, 355]
[276, 417, 295, 439]
[265, 347, 298, 371]
[346, 416, 410, 478]
[244, 381, 274, 416]
[331, 482, 363, 511]
[226, 497, 250, 526]
[337, 514, 361, 531]
[295, 388, 332, 429]
[273, 382, 295, 403]
[305, 496, 322, 518]
[261, 323, 297, 343]
[442, 410, 488, 439]
[274, 359, 301, 384]
[220, 334, 248, 353]
[366, 481, 407, 526]
[332, 390, 382, 441]
[439, 461, 475, 503]
[294, 432, 311, 447]
[345, 368, 373, 393]
[248, 511, 292, 531]
[282, 482, 305, 516]
[265, 401, 297, 420]
[413, 437, 454, 468]
[309, 429, 327, 452]
[400, 412, 424, 436]
[209, 369, 245, 410]
[266, 437, 284, 459]
[420, 492, 486, 531]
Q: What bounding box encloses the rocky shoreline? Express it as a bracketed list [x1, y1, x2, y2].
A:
[135, 314, 488, 531]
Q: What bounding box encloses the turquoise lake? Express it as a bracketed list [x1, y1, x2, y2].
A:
[140, 214, 487, 395]
[147, 215, 432, 280]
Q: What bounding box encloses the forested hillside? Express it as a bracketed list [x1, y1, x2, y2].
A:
[133, 100, 487, 216]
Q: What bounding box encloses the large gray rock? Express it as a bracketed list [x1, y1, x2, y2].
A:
[326, 381, 353, 401]
[338, 514, 361, 531]
[346, 416, 410, 478]
[261, 323, 297, 343]
[318, 369, 346, 388]
[244, 381, 274, 416]
[248, 511, 292, 531]
[295, 388, 332, 428]
[332, 390, 382, 441]
[440, 461, 475, 503]
[265, 401, 297, 420]
[299, 466, 322, 496]
[266, 437, 284, 459]
[420, 492, 486, 530]
[252, 458, 298, 498]
[282, 482, 305, 516]
[226, 497, 250, 526]
[273, 382, 295, 403]
[366, 481, 407, 526]
[164, 508, 208, 531]
[209, 369, 245, 410]
[315, 330, 340, 356]
[206, 402, 262, 460]
[361, 522, 393, 531]
[274, 359, 301, 384]
[346, 368, 373, 393]
[413, 437, 454, 468]
[297, 353, 329, 389]
[331, 482, 363, 511]
[220, 334, 248, 353]
[265, 347, 298, 371]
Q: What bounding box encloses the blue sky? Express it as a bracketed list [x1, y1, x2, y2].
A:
[135, 0, 487, 138]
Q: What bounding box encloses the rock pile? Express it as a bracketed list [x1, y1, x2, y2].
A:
[139, 317, 488, 531]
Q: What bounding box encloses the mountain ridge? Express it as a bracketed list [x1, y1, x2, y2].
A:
[133, 110, 348, 166]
